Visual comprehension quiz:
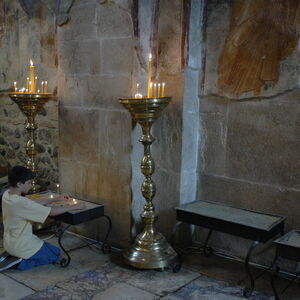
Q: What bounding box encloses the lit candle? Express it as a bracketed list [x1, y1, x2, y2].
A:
[162, 82, 165, 97]
[158, 83, 161, 97]
[14, 82, 17, 92]
[29, 60, 35, 93]
[147, 53, 152, 98]
[35, 76, 37, 92]
[41, 81, 44, 93]
[56, 183, 60, 193]
[50, 194, 54, 199]
[44, 81, 48, 93]
[72, 198, 77, 204]
[153, 83, 157, 98]
[149, 82, 153, 98]
[37, 89, 40, 93]
[134, 93, 143, 98]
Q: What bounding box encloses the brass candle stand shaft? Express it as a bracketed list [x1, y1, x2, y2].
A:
[119, 97, 178, 270]
[9, 93, 52, 193]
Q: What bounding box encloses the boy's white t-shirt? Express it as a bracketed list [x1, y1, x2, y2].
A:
[2, 190, 51, 259]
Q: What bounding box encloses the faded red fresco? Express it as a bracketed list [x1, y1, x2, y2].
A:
[218, 0, 300, 97]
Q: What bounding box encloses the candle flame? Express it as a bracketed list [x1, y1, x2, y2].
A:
[150, 82, 153, 87]
[137, 83, 139, 88]
[30, 59, 33, 66]
[158, 83, 161, 87]
[149, 53, 152, 60]
[162, 82, 165, 86]
[14, 81, 16, 85]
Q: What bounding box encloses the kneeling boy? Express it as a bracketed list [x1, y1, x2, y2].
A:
[1, 166, 84, 271]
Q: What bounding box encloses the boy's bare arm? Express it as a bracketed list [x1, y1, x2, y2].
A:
[29, 194, 70, 205]
[49, 202, 85, 216]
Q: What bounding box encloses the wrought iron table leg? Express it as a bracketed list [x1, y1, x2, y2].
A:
[170, 221, 183, 251]
[56, 224, 72, 268]
[270, 256, 281, 300]
[202, 229, 213, 256]
[101, 215, 112, 253]
[243, 240, 260, 298]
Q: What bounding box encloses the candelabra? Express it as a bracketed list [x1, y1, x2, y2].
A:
[119, 96, 178, 270]
[9, 93, 52, 193]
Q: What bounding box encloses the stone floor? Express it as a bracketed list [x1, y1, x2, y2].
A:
[0, 232, 299, 300]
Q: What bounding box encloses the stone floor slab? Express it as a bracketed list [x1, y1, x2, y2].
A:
[91, 282, 158, 300]
[162, 275, 272, 300]
[126, 267, 200, 297]
[3, 245, 109, 291]
[0, 273, 34, 300]
[22, 286, 89, 300]
[56, 261, 137, 297]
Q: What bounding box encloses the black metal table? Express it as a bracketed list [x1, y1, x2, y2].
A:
[271, 230, 300, 300]
[49, 198, 112, 268]
[173, 200, 286, 297]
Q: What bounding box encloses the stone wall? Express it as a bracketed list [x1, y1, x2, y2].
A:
[57, 0, 133, 245]
[58, 0, 188, 245]
[197, 0, 300, 265]
[0, 0, 58, 188]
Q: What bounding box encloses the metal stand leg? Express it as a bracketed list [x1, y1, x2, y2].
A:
[202, 229, 213, 256]
[170, 221, 183, 251]
[169, 221, 184, 273]
[101, 215, 112, 254]
[243, 240, 260, 298]
[55, 224, 72, 268]
[271, 256, 281, 300]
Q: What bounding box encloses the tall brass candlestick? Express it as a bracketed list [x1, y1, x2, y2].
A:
[119, 96, 178, 270]
[9, 93, 52, 192]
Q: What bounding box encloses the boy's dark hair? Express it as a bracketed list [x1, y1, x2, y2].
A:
[8, 166, 34, 187]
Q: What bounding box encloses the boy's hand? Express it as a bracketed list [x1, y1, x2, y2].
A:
[71, 202, 86, 210]
[56, 194, 70, 201]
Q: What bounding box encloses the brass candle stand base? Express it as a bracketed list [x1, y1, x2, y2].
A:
[9, 93, 52, 193]
[119, 97, 177, 270]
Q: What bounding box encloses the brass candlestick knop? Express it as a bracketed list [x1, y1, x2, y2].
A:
[119, 97, 178, 270]
[9, 93, 52, 193]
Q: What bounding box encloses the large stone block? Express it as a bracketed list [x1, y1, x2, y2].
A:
[70, 2, 97, 25]
[198, 173, 300, 265]
[59, 159, 84, 198]
[58, 23, 97, 42]
[59, 107, 99, 164]
[82, 75, 131, 108]
[97, 2, 132, 38]
[58, 40, 100, 75]
[225, 94, 300, 188]
[152, 103, 182, 174]
[151, 168, 181, 239]
[200, 111, 227, 176]
[158, 0, 183, 75]
[58, 74, 83, 106]
[199, 173, 300, 230]
[100, 38, 133, 75]
[80, 162, 130, 245]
